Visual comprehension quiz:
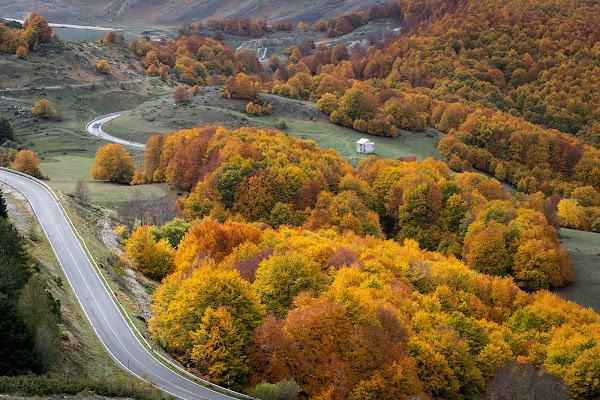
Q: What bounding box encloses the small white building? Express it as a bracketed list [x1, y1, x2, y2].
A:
[356, 138, 374, 154]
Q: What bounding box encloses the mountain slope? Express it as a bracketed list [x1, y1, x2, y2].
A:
[0, 0, 396, 27]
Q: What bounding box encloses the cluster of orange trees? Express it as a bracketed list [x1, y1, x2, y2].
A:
[207, 17, 270, 38]
[0, 12, 54, 57]
[130, 35, 264, 86]
[129, 126, 572, 291]
[98, 30, 123, 45]
[137, 216, 600, 399]
[437, 109, 600, 231]
[221, 73, 272, 115]
[208, 0, 600, 230]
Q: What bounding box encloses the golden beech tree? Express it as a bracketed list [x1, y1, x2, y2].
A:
[149, 264, 263, 360]
[15, 46, 28, 59]
[189, 306, 252, 391]
[557, 199, 588, 230]
[31, 99, 56, 119]
[125, 225, 174, 281]
[12, 150, 43, 178]
[463, 221, 512, 277]
[90, 143, 135, 183]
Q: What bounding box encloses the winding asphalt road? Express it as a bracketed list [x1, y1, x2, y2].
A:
[0, 168, 247, 400]
[86, 112, 146, 149]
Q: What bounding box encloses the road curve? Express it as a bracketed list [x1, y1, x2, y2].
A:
[0, 168, 249, 400]
[86, 112, 146, 149]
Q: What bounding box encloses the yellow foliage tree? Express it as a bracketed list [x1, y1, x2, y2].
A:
[90, 143, 135, 183]
[96, 59, 111, 73]
[150, 265, 263, 356]
[32, 99, 56, 119]
[15, 46, 28, 59]
[189, 306, 252, 390]
[557, 199, 588, 230]
[125, 225, 174, 281]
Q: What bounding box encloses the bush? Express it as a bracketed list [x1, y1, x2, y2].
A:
[192, 85, 203, 96]
[276, 118, 287, 129]
[96, 59, 111, 73]
[246, 101, 262, 115]
[249, 382, 279, 400]
[15, 46, 28, 59]
[0, 374, 170, 400]
[248, 380, 301, 400]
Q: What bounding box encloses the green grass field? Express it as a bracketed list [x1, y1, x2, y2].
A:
[103, 90, 443, 167]
[1, 80, 170, 209]
[41, 156, 178, 209]
[555, 228, 600, 313]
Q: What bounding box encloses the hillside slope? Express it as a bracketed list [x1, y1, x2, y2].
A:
[0, 0, 396, 27]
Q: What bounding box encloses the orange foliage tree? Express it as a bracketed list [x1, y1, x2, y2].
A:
[90, 143, 135, 183]
[173, 87, 191, 103]
[12, 150, 43, 178]
[100, 30, 123, 45]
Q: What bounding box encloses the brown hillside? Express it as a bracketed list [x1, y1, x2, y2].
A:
[0, 0, 396, 27]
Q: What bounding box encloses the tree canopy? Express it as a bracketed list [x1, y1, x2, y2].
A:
[90, 143, 135, 183]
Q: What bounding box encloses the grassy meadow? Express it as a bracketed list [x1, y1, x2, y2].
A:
[555, 229, 600, 313]
[103, 90, 444, 167]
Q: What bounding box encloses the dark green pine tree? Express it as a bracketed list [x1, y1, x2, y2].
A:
[0, 115, 16, 144]
[0, 294, 38, 375]
[0, 188, 8, 218]
[0, 218, 32, 298]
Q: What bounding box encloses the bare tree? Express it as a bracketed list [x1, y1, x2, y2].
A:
[118, 191, 176, 229]
[480, 360, 571, 400]
[74, 180, 90, 207]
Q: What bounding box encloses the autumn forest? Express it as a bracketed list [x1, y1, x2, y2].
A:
[2, 0, 600, 399]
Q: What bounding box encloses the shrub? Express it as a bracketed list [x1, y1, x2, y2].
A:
[276, 118, 287, 129]
[192, 85, 203, 96]
[246, 101, 262, 115]
[15, 46, 28, 59]
[249, 382, 278, 400]
[96, 59, 111, 73]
